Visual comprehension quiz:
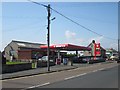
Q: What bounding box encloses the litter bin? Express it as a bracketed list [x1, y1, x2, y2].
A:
[63, 58, 68, 65]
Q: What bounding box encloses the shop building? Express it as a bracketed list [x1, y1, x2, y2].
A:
[4, 40, 46, 61]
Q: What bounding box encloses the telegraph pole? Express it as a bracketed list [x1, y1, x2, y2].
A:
[118, 39, 120, 60]
[47, 4, 50, 71]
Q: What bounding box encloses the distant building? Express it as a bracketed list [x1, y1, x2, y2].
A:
[106, 48, 118, 59]
[85, 40, 106, 58]
[4, 40, 46, 61]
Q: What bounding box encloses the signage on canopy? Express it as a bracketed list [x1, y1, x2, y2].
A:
[53, 44, 66, 48]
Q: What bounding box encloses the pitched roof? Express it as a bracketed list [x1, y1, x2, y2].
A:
[87, 42, 106, 51]
[12, 40, 46, 49]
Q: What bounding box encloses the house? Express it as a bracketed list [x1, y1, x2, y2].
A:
[85, 40, 106, 58]
[4, 40, 46, 62]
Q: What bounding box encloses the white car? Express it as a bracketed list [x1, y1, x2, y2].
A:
[38, 56, 54, 62]
[110, 55, 118, 60]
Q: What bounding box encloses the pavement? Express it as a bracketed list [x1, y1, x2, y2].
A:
[1, 63, 83, 80]
[1, 61, 114, 80]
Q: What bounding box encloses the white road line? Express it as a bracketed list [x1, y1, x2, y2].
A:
[98, 68, 105, 71]
[64, 73, 87, 80]
[76, 73, 87, 77]
[64, 76, 76, 80]
[92, 70, 98, 72]
[27, 82, 50, 89]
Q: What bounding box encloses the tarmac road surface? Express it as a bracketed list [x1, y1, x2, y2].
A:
[39, 65, 118, 88]
[2, 61, 118, 89]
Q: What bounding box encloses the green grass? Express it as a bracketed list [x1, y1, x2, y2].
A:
[6, 61, 36, 69]
[6, 61, 27, 65]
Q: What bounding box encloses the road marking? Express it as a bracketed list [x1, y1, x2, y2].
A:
[98, 68, 105, 71]
[64, 73, 87, 80]
[92, 70, 98, 72]
[26, 82, 50, 89]
[64, 76, 76, 80]
[76, 73, 87, 77]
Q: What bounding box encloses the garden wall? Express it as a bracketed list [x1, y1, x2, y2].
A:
[2, 63, 32, 74]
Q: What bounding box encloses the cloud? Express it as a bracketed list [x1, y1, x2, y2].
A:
[65, 31, 105, 47]
[65, 30, 76, 39]
[65, 30, 85, 45]
[76, 38, 85, 43]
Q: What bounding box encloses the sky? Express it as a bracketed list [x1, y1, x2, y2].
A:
[1, 1, 119, 51]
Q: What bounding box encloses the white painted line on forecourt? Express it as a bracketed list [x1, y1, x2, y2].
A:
[26, 82, 50, 89]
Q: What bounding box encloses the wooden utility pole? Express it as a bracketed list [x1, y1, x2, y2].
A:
[47, 4, 50, 71]
[118, 39, 120, 60]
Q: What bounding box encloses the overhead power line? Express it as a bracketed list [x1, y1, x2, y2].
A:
[50, 7, 118, 41]
[50, 8, 103, 37]
[28, 0, 118, 41]
[28, 0, 48, 8]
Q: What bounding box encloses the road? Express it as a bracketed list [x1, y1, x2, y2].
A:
[2, 61, 119, 89]
[39, 65, 118, 88]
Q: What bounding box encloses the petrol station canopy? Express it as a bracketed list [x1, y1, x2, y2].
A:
[40, 44, 91, 51]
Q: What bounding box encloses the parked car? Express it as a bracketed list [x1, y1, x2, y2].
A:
[38, 56, 54, 62]
[110, 55, 119, 61]
[73, 56, 87, 63]
[38, 56, 55, 67]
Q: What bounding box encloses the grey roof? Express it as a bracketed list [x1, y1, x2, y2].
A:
[12, 40, 46, 49]
[88, 42, 106, 51]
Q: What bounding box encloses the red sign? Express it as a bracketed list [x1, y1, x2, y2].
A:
[94, 43, 101, 56]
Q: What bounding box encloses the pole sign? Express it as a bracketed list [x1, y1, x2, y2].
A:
[94, 43, 101, 56]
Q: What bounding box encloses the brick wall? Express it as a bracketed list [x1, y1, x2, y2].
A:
[18, 50, 32, 60]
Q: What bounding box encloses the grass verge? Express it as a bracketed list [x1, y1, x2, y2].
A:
[6, 62, 27, 65]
